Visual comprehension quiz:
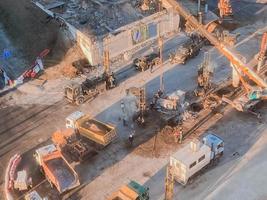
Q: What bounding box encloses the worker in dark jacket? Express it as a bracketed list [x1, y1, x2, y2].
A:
[129, 131, 135, 146]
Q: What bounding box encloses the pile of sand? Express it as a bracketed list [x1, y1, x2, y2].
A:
[44, 45, 83, 79]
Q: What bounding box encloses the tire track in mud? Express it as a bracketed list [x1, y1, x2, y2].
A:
[0, 100, 67, 159]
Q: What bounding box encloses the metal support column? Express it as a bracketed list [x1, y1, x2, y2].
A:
[165, 165, 174, 200]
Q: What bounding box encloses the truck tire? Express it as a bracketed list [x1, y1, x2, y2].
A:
[153, 58, 160, 66]
[76, 96, 85, 105]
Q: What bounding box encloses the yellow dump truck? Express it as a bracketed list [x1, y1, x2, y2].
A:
[107, 181, 149, 200]
[66, 111, 117, 146]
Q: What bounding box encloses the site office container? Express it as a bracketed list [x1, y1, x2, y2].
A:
[40, 150, 80, 193]
[170, 140, 212, 185]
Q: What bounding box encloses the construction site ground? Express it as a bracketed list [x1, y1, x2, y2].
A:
[1, 0, 267, 200]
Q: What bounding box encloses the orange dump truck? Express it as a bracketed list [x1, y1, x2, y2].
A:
[34, 144, 80, 193]
[66, 111, 117, 146]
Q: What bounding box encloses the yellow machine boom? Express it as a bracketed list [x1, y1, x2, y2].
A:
[162, 0, 267, 89]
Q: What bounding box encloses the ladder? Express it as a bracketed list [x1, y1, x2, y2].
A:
[139, 87, 146, 122]
[165, 165, 174, 200]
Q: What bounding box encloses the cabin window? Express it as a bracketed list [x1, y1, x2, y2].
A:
[189, 161, 196, 169]
[198, 155, 205, 162]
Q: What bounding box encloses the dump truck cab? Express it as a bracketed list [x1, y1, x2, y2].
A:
[202, 133, 224, 159]
[108, 180, 149, 200]
[66, 111, 85, 129]
[34, 144, 57, 165]
[64, 77, 106, 105]
[64, 82, 84, 104]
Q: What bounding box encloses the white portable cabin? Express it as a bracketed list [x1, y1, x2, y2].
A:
[170, 139, 212, 185]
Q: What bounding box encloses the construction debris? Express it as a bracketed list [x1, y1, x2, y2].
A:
[13, 170, 32, 191]
[154, 89, 186, 112]
[5, 154, 22, 200]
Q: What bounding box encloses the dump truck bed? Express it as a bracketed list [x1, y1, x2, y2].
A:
[76, 116, 116, 146]
[41, 151, 80, 193]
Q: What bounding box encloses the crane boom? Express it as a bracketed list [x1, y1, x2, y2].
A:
[162, 0, 267, 89]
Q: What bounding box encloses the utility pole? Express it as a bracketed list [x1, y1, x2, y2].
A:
[103, 36, 110, 75]
[138, 87, 146, 124]
[159, 35, 164, 92]
[257, 32, 267, 73]
[103, 36, 116, 89]
[103, 50, 110, 75]
[158, 0, 164, 93]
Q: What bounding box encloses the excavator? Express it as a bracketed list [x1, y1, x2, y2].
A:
[161, 0, 267, 117]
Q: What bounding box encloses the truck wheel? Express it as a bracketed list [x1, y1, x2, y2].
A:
[76, 96, 85, 105]
[188, 177, 193, 185]
[154, 58, 160, 66]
